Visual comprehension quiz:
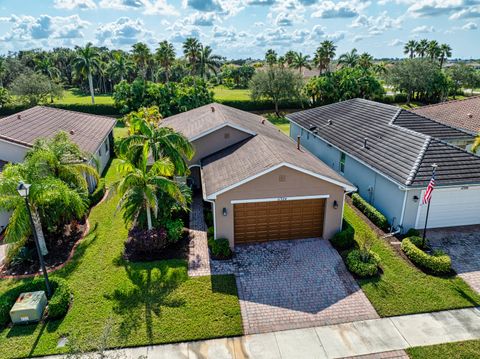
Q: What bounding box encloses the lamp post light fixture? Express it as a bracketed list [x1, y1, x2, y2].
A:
[17, 182, 52, 297]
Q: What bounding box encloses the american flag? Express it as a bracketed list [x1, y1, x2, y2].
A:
[422, 168, 436, 205]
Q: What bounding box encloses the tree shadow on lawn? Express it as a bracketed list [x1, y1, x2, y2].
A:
[104, 259, 187, 343]
[210, 275, 239, 297]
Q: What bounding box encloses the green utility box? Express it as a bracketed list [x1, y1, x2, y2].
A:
[9, 291, 47, 325]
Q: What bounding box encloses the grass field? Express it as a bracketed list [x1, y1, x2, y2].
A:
[212, 86, 251, 102]
[345, 205, 480, 317]
[53, 89, 115, 105]
[407, 339, 480, 358]
[0, 159, 242, 358]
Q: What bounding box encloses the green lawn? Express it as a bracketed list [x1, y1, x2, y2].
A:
[213, 86, 251, 102]
[344, 205, 480, 317]
[0, 159, 242, 358]
[267, 116, 290, 135]
[53, 88, 115, 105]
[407, 340, 480, 358]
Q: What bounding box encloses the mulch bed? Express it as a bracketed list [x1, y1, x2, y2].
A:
[123, 229, 190, 262]
[0, 219, 88, 277]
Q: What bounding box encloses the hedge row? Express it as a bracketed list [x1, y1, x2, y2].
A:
[0, 103, 120, 116]
[401, 236, 452, 275]
[346, 249, 380, 277]
[330, 220, 355, 250]
[0, 277, 72, 327]
[351, 193, 389, 231]
[216, 99, 304, 112]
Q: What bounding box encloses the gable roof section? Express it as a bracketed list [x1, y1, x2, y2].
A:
[287, 98, 480, 188]
[411, 96, 480, 134]
[161, 103, 355, 197]
[0, 106, 116, 154]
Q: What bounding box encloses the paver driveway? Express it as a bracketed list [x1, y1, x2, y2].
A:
[235, 238, 379, 334]
[429, 225, 480, 293]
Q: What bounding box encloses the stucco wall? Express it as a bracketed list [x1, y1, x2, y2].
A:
[189, 126, 251, 165]
[0, 139, 29, 163]
[290, 122, 407, 230]
[93, 134, 112, 175]
[213, 166, 345, 248]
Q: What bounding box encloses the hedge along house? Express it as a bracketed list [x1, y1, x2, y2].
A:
[161, 103, 355, 249]
[287, 98, 480, 233]
[0, 106, 116, 233]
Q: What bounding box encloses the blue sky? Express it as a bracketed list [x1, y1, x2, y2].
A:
[0, 0, 479, 59]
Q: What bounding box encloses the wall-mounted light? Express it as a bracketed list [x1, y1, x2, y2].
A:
[413, 195, 419, 203]
[333, 200, 338, 209]
[222, 207, 227, 216]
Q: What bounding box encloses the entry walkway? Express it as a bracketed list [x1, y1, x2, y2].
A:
[43, 307, 480, 358]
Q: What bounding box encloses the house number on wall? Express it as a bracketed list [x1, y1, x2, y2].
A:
[277, 197, 288, 201]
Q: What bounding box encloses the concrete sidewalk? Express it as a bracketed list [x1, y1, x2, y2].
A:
[45, 307, 480, 359]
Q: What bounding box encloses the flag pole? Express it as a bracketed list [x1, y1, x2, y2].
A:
[422, 163, 437, 247]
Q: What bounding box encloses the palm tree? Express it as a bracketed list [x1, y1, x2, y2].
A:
[156, 40, 176, 83]
[119, 107, 194, 176]
[472, 135, 480, 153]
[131, 42, 151, 80]
[374, 61, 388, 76]
[73, 43, 101, 104]
[284, 50, 296, 66]
[290, 52, 311, 75]
[358, 52, 374, 70]
[34, 56, 61, 103]
[0, 162, 88, 243]
[313, 40, 336, 75]
[338, 49, 359, 68]
[439, 44, 452, 68]
[427, 40, 440, 60]
[25, 132, 99, 191]
[265, 49, 277, 66]
[114, 144, 187, 230]
[416, 39, 429, 58]
[198, 45, 222, 79]
[183, 38, 201, 75]
[404, 40, 418, 58]
[109, 51, 133, 83]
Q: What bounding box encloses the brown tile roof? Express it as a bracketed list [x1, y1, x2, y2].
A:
[0, 106, 116, 154]
[162, 103, 354, 197]
[411, 97, 480, 134]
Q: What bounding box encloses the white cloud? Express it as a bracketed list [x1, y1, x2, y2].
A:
[389, 38, 404, 46]
[99, 0, 178, 15]
[54, 0, 96, 9]
[0, 14, 89, 42]
[350, 11, 402, 36]
[450, 6, 480, 19]
[185, 12, 217, 26]
[411, 24, 435, 33]
[312, 1, 360, 18]
[406, 0, 480, 18]
[96, 17, 156, 47]
[462, 21, 478, 29]
[167, 22, 201, 43]
[182, 0, 244, 16]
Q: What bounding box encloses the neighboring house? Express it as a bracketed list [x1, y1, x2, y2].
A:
[287, 98, 480, 232]
[161, 103, 355, 249]
[412, 96, 480, 135]
[0, 106, 116, 233]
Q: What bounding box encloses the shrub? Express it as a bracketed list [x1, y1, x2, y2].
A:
[351, 193, 389, 231]
[330, 220, 355, 250]
[401, 237, 452, 275]
[207, 226, 214, 240]
[405, 228, 420, 238]
[346, 249, 380, 278]
[204, 211, 214, 228]
[208, 237, 232, 259]
[0, 277, 72, 327]
[124, 227, 168, 260]
[164, 218, 184, 243]
[89, 179, 106, 207]
[394, 93, 408, 103]
[216, 99, 302, 112]
[47, 104, 119, 116]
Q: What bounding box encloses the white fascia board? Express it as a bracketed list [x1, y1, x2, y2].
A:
[231, 194, 330, 204]
[190, 123, 256, 142]
[207, 162, 356, 200]
[0, 137, 32, 150]
[289, 120, 407, 189]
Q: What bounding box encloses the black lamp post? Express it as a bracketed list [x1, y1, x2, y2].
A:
[17, 182, 52, 297]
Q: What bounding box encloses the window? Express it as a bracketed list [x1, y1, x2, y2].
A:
[340, 152, 346, 173]
[105, 139, 109, 153]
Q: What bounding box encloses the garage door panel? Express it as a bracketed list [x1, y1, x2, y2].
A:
[234, 199, 325, 244]
[415, 187, 480, 229]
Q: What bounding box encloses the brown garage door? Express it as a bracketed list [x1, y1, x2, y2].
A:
[234, 199, 325, 244]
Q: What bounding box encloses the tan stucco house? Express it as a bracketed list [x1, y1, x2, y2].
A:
[0, 106, 116, 233]
[161, 103, 355, 248]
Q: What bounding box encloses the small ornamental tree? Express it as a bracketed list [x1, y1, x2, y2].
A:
[9, 71, 63, 106]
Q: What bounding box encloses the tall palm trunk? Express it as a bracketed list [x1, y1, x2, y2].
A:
[165, 67, 170, 83]
[88, 71, 95, 104]
[146, 202, 153, 230]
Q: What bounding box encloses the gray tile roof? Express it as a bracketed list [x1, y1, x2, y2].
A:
[287, 98, 480, 188]
[412, 96, 480, 134]
[162, 103, 354, 197]
[0, 106, 116, 154]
